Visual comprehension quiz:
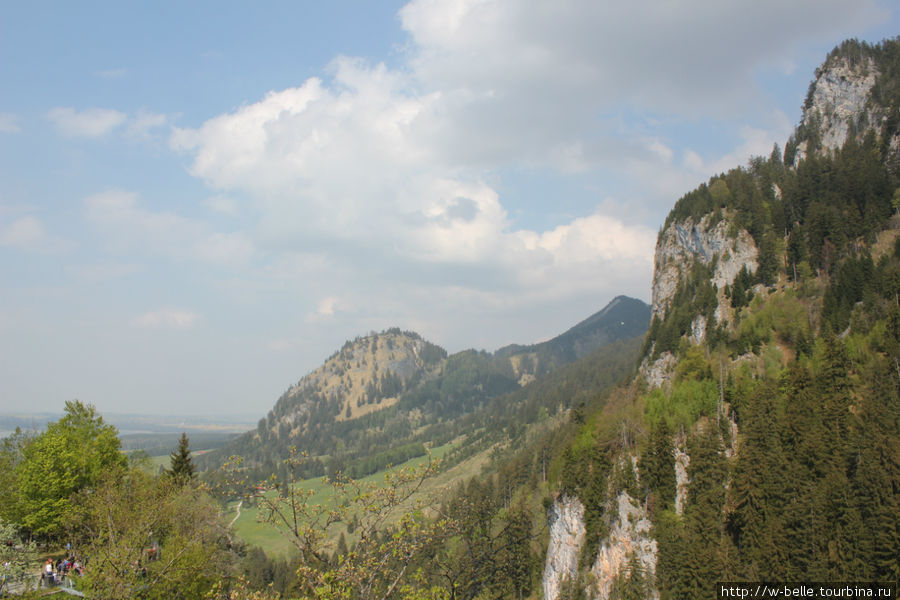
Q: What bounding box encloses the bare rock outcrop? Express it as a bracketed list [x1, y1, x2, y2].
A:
[589, 492, 659, 600]
[543, 496, 586, 600]
[651, 214, 758, 323]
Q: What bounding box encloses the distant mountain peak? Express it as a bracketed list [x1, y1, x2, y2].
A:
[496, 296, 650, 376]
[263, 329, 447, 439]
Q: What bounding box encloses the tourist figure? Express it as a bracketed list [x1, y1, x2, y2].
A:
[43, 558, 54, 586]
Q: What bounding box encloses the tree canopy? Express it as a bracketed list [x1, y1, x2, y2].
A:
[16, 400, 126, 537]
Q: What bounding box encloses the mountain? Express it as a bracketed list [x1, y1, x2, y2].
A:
[200, 296, 650, 480]
[85, 36, 898, 600]
[496, 295, 651, 380]
[540, 37, 900, 600]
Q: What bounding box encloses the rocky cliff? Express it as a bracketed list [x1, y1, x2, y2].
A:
[543, 461, 663, 600]
[589, 491, 659, 600]
[544, 36, 900, 599]
[650, 213, 758, 324]
[642, 212, 758, 388]
[543, 496, 586, 600]
[792, 41, 900, 165]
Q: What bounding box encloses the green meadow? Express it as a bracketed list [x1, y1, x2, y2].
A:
[226, 441, 485, 557]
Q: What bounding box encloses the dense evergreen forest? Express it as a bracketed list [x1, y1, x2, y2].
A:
[557, 38, 900, 599]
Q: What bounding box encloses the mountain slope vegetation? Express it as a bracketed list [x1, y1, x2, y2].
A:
[543, 37, 900, 600]
[199, 297, 649, 485]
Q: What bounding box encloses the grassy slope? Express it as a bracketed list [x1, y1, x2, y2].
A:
[227, 441, 487, 557]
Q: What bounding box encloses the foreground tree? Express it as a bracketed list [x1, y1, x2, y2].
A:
[69, 468, 234, 600]
[224, 448, 451, 600]
[17, 400, 126, 538]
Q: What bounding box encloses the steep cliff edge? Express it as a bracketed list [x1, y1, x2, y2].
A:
[543, 36, 900, 599]
[543, 496, 586, 600]
[790, 39, 900, 167]
[650, 214, 758, 323]
[643, 212, 759, 387]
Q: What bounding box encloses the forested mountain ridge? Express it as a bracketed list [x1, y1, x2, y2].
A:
[199, 296, 649, 482]
[542, 37, 900, 600]
[496, 295, 650, 381]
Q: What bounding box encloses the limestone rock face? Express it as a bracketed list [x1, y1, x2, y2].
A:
[589, 492, 659, 600]
[690, 315, 707, 345]
[794, 55, 884, 164]
[638, 351, 677, 390]
[651, 215, 758, 323]
[543, 496, 586, 600]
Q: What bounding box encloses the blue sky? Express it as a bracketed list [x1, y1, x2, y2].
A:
[1, 1, 897, 417]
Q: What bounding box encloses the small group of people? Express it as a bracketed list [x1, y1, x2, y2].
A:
[42, 554, 83, 586]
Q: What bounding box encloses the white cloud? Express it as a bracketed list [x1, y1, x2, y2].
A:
[0, 216, 47, 250]
[649, 140, 674, 164]
[46, 106, 169, 142]
[317, 296, 339, 316]
[170, 0, 878, 231]
[171, 64, 657, 305]
[0, 113, 20, 134]
[683, 150, 704, 172]
[127, 110, 168, 140]
[131, 308, 199, 329]
[47, 107, 127, 137]
[165, 0, 886, 352]
[401, 0, 885, 113]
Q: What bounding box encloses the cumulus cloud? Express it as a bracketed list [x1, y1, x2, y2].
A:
[47, 107, 170, 142]
[127, 110, 168, 140]
[131, 308, 199, 329]
[47, 107, 127, 137]
[401, 0, 885, 115]
[170, 56, 654, 293]
[167, 0, 886, 347]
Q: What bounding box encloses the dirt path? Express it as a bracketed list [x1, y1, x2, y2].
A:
[229, 499, 243, 528]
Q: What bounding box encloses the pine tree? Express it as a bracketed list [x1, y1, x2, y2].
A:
[681, 428, 729, 598]
[640, 420, 675, 511]
[610, 554, 648, 600]
[166, 432, 196, 485]
[730, 382, 790, 579]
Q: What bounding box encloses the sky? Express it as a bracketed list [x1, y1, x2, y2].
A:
[1, 1, 897, 418]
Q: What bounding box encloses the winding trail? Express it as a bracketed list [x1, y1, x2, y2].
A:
[229, 499, 243, 528]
